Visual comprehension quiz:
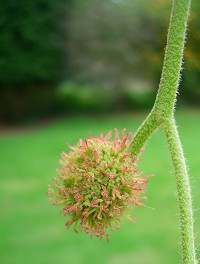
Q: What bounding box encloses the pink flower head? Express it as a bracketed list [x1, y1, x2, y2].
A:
[48, 128, 148, 241]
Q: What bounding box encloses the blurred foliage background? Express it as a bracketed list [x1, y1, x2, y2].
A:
[0, 0, 200, 124]
[0, 1, 200, 263]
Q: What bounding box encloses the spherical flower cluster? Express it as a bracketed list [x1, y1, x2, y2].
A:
[48, 128, 148, 241]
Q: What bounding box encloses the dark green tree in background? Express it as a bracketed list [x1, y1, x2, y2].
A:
[0, 0, 71, 122]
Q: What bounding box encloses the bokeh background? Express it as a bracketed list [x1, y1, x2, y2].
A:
[0, 0, 200, 263]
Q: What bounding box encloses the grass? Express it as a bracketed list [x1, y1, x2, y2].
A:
[0, 109, 199, 264]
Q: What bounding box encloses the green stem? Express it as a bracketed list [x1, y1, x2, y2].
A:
[163, 117, 196, 263]
[129, 110, 159, 156]
[154, 0, 191, 118]
[128, 0, 197, 263]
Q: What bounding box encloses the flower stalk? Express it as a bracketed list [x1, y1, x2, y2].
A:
[129, 0, 197, 263]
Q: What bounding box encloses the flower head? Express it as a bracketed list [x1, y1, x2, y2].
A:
[48, 128, 148, 240]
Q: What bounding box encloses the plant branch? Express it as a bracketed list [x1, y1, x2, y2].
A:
[128, 110, 159, 156]
[128, 0, 197, 263]
[163, 118, 196, 263]
[154, 0, 191, 118]
[129, 0, 192, 155]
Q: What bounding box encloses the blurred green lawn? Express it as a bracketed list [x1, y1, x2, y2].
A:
[0, 110, 199, 264]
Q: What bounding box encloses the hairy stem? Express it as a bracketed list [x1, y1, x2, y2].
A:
[163, 117, 196, 263]
[154, 0, 191, 117]
[128, 0, 197, 263]
[128, 110, 159, 156]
